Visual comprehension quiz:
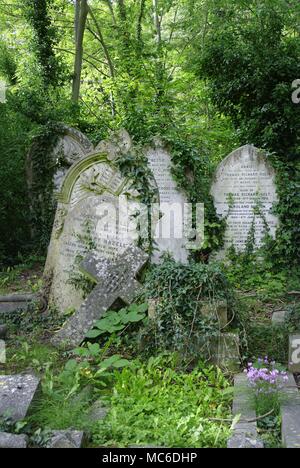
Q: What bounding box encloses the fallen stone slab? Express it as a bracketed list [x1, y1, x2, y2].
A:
[0, 374, 40, 422]
[227, 374, 264, 449]
[0, 432, 28, 448]
[281, 373, 300, 448]
[0, 294, 36, 314]
[46, 430, 84, 448]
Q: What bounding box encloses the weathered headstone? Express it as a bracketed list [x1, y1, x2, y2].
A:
[145, 139, 189, 263]
[27, 125, 93, 196]
[211, 145, 279, 258]
[44, 145, 146, 313]
[0, 374, 40, 422]
[289, 335, 300, 373]
[51, 246, 148, 348]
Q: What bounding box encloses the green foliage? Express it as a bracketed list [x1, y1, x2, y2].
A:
[91, 355, 232, 448]
[246, 324, 289, 364]
[141, 256, 239, 357]
[85, 304, 148, 339]
[23, 0, 65, 88]
[226, 252, 288, 302]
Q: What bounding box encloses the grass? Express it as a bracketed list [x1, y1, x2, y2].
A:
[91, 357, 233, 448]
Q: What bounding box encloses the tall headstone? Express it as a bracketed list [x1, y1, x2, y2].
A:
[211, 145, 279, 257]
[145, 139, 189, 263]
[44, 148, 144, 314]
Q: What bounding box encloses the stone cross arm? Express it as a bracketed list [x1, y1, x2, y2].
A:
[52, 245, 148, 349]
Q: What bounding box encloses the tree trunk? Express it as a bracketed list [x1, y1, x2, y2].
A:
[72, 0, 89, 103]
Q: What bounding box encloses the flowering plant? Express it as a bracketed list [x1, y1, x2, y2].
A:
[246, 357, 288, 396]
[245, 357, 288, 415]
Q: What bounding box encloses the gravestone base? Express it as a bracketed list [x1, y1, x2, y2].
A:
[202, 333, 240, 372]
[201, 301, 228, 329]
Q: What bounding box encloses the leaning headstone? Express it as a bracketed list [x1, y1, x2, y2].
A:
[211, 145, 278, 258]
[44, 143, 147, 313]
[0, 432, 28, 449]
[27, 125, 93, 196]
[46, 430, 84, 449]
[52, 246, 148, 348]
[0, 374, 40, 422]
[145, 139, 189, 263]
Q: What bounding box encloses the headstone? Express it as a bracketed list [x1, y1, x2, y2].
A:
[0, 340, 6, 364]
[44, 146, 146, 314]
[211, 145, 279, 258]
[0, 432, 28, 449]
[0, 374, 40, 422]
[289, 335, 300, 373]
[272, 311, 287, 326]
[27, 125, 93, 196]
[209, 333, 240, 372]
[46, 430, 84, 449]
[51, 246, 148, 348]
[145, 139, 189, 263]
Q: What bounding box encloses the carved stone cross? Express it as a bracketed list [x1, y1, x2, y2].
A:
[52, 245, 148, 349]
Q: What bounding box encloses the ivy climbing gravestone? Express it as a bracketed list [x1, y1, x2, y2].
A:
[145, 138, 189, 263]
[211, 145, 279, 258]
[43, 143, 146, 314]
[26, 125, 94, 244]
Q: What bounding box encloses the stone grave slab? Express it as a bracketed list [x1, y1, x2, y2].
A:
[0, 374, 40, 422]
[289, 335, 300, 373]
[227, 374, 264, 449]
[0, 432, 28, 449]
[43, 145, 148, 313]
[211, 145, 279, 258]
[281, 373, 300, 448]
[0, 294, 35, 315]
[145, 139, 189, 263]
[47, 430, 84, 449]
[51, 245, 148, 348]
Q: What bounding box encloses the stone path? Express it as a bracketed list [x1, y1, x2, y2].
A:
[281, 373, 300, 448]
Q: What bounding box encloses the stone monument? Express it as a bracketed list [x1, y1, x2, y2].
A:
[145, 139, 189, 263]
[211, 145, 279, 257]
